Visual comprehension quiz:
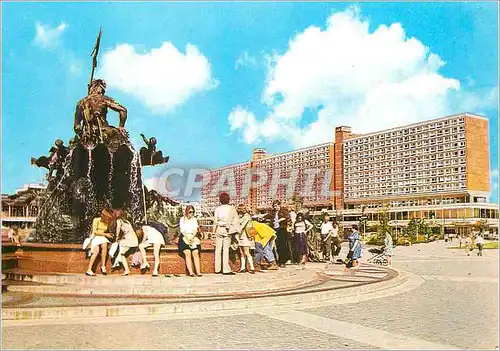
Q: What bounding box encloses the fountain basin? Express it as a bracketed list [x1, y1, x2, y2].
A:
[1, 240, 241, 275]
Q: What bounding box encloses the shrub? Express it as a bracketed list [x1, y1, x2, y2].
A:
[396, 237, 412, 246]
[366, 235, 384, 246]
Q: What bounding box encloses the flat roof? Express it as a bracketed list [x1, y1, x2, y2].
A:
[344, 112, 488, 142]
[257, 142, 334, 161]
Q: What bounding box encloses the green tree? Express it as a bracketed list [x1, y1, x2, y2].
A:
[377, 207, 391, 241]
[291, 192, 304, 212]
[473, 219, 489, 233]
[417, 218, 432, 241]
[407, 218, 418, 242]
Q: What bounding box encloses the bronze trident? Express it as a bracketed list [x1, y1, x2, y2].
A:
[88, 27, 102, 93]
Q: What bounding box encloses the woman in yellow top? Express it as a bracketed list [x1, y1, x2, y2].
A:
[85, 209, 114, 276]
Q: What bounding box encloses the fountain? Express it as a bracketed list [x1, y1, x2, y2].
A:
[5, 30, 236, 276]
[31, 30, 150, 244]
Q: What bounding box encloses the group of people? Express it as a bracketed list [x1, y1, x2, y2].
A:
[211, 194, 364, 273]
[84, 205, 202, 277]
[83, 192, 366, 277]
[457, 232, 486, 257]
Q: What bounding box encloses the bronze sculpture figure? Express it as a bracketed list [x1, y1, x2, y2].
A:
[31, 29, 172, 244]
[139, 133, 170, 166]
[74, 79, 128, 148]
[31, 139, 68, 183]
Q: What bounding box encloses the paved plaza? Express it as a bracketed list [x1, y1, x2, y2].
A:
[2, 240, 499, 350]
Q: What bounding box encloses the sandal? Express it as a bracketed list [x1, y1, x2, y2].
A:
[140, 263, 151, 274]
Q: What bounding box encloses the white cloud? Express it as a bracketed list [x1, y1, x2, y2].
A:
[229, 6, 496, 148]
[228, 106, 260, 143]
[235, 51, 257, 69]
[99, 42, 218, 114]
[34, 22, 67, 49]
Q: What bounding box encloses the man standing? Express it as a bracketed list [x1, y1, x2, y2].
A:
[287, 206, 297, 264]
[320, 212, 333, 263]
[212, 192, 239, 275]
[268, 200, 290, 267]
[475, 232, 485, 257]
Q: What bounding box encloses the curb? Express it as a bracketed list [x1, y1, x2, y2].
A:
[2, 267, 402, 321]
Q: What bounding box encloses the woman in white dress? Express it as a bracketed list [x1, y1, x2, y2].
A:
[236, 204, 255, 274]
[178, 205, 202, 277]
[111, 209, 139, 276]
[86, 209, 114, 276]
[136, 223, 165, 277]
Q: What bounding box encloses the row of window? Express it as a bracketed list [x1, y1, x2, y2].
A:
[345, 208, 498, 221]
[344, 117, 465, 147]
[345, 158, 467, 174]
[351, 197, 469, 209]
[257, 146, 331, 166]
[346, 181, 466, 193]
[346, 175, 465, 189]
[346, 166, 466, 182]
[345, 153, 467, 170]
[347, 182, 467, 198]
[3, 206, 39, 217]
[345, 140, 466, 160]
[345, 127, 466, 153]
[345, 144, 466, 164]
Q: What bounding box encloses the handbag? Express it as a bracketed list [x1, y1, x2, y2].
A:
[182, 233, 200, 248]
[230, 235, 239, 251]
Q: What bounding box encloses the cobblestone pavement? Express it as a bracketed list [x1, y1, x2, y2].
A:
[2, 240, 499, 350]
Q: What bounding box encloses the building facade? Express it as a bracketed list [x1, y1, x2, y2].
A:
[339, 113, 497, 236]
[201, 112, 498, 234]
[1, 183, 46, 229]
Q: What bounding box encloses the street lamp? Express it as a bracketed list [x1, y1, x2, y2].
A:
[394, 220, 398, 241]
[360, 205, 366, 241]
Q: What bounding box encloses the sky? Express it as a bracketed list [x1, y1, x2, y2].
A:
[2, 2, 499, 203]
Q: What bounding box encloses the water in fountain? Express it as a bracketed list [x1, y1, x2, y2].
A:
[32, 135, 144, 244]
[127, 148, 146, 224]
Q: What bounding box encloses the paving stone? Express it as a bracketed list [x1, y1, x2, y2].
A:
[2, 314, 378, 350]
[304, 271, 498, 349]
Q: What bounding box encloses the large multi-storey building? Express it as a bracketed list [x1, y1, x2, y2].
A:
[201, 112, 498, 235]
[201, 162, 250, 212]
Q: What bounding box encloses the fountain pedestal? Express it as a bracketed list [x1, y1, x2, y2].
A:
[2, 241, 241, 275]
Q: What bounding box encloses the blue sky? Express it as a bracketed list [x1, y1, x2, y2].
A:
[2, 2, 498, 202]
